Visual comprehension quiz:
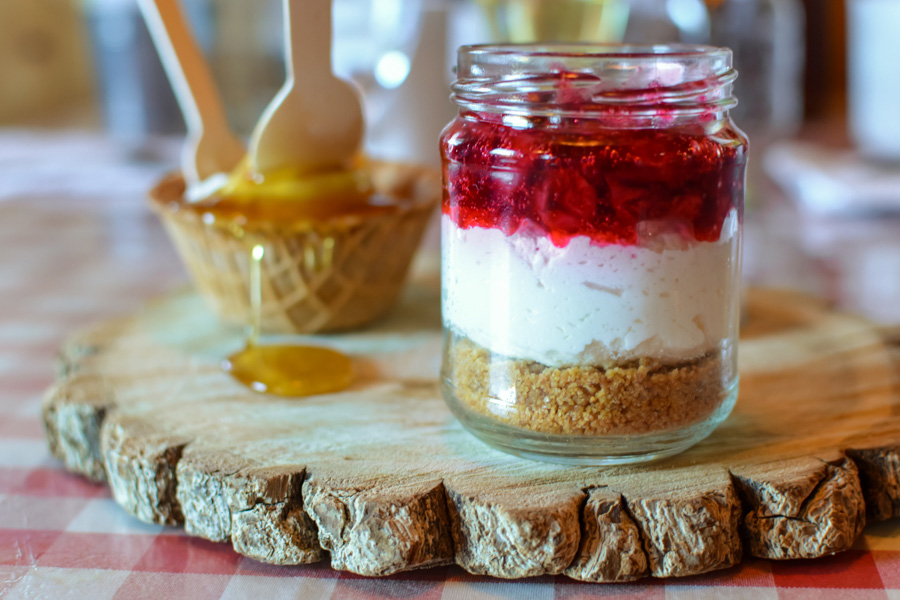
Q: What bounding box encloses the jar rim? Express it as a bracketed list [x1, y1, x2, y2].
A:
[459, 43, 731, 62]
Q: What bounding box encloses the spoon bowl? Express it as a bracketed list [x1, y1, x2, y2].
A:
[250, 0, 365, 175]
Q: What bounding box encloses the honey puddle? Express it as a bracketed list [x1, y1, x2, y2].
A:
[222, 242, 355, 397]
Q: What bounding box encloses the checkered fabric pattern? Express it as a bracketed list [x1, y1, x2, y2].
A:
[3, 131, 900, 599]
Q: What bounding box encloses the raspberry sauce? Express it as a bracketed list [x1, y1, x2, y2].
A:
[441, 115, 747, 247]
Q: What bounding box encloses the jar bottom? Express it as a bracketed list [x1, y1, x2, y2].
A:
[442, 377, 738, 466]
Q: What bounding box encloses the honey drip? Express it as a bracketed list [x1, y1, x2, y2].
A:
[223, 242, 355, 397]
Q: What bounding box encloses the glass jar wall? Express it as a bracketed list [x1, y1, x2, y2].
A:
[439, 44, 747, 464]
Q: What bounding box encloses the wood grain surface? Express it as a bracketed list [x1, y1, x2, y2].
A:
[42, 281, 900, 581]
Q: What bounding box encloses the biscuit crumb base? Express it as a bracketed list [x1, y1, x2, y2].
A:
[447, 337, 725, 436]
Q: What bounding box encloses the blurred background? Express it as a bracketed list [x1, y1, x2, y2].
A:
[0, 0, 826, 154]
[1, 0, 899, 323]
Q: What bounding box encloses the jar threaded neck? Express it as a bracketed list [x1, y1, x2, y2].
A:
[451, 43, 737, 123]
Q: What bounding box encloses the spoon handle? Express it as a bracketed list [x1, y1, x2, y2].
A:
[137, 0, 243, 182]
[283, 0, 334, 82]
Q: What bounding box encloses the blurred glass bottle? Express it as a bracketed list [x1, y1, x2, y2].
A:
[84, 0, 288, 145]
[625, 0, 710, 43]
[471, 0, 709, 44]
[474, 0, 630, 42]
[706, 0, 805, 146]
[847, 0, 900, 161]
[84, 0, 191, 142]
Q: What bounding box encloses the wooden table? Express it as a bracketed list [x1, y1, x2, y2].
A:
[3, 130, 900, 598]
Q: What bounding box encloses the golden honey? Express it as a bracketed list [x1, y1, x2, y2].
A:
[190, 163, 388, 397]
[180, 161, 398, 228]
[224, 343, 354, 397]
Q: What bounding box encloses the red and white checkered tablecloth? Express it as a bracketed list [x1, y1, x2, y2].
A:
[3, 130, 900, 599]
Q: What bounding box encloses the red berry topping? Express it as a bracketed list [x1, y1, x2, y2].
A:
[441, 115, 746, 247]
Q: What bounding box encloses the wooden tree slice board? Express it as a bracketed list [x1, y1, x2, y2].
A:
[42, 279, 900, 582]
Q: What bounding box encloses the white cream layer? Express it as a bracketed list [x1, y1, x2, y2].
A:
[441, 213, 739, 367]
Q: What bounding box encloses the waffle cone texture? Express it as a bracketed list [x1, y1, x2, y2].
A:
[149, 163, 439, 333]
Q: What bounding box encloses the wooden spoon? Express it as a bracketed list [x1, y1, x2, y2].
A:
[137, 0, 244, 195]
[249, 0, 364, 175]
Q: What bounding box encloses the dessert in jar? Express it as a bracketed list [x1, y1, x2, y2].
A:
[440, 44, 747, 464]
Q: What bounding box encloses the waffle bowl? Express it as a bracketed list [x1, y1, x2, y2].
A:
[148, 162, 439, 333]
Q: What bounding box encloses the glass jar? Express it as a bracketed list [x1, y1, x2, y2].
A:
[439, 44, 747, 465]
